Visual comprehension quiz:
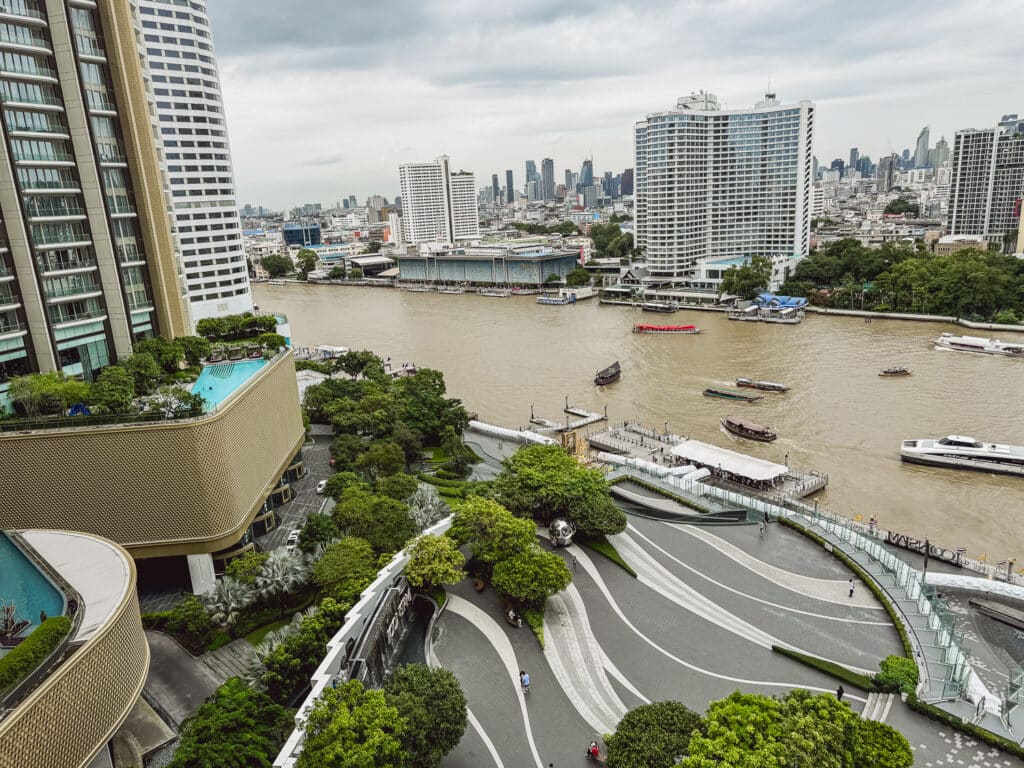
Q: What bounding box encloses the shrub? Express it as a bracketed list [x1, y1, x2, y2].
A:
[384, 664, 468, 768]
[874, 654, 919, 694]
[0, 616, 72, 692]
[225, 551, 269, 585]
[166, 594, 215, 654]
[606, 701, 703, 768]
[141, 610, 173, 632]
[312, 538, 378, 604]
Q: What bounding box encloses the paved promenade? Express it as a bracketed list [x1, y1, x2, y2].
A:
[433, 517, 1024, 768]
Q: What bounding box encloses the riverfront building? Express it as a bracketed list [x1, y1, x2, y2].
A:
[398, 156, 480, 245]
[633, 91, 815, 287]
[0, 1, 192, 408]
[138, 0, 252, 321]
[396, 242, 577, 285]
[948, 115, 1024, 250]
[0, 529, 148, 768]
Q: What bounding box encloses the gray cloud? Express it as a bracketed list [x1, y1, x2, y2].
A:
[208, 0, 1024, 208]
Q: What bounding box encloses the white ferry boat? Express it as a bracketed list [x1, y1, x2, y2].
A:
[267, 279, 286, 286]
[900, 435, 1024, 477]
[933, 333, 1024, 357]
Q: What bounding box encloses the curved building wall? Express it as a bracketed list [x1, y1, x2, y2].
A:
[0, 351, 304, 557]
[0, 537, 147, 768]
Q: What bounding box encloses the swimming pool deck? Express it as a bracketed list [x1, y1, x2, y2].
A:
[192, 358, 268, 411]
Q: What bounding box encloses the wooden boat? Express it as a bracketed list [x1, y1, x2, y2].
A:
[595, 361, 621, 386]
[879, 367, 911, 377]
[632, 324, 701, 334]
[703, 387, 763, 402]
[480, 288, 512, 298]
[721, 416, 777, 442]
[641, 300, 679, 313]
[735, 378, 789, 392]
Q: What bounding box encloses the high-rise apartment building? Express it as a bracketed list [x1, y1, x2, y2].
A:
[634, 91, 814, 281]
[948, 115, 1024, 249]
[579, 159, 593, 188]
[490, 173, 499, 203]
[139, 0, 251, 322]
[525, 159, 538, 186]
[564, 168, 572, 193]
[621, 168, 634, 196]
[398, 156, 479, 245]
[877, 154, 900, 193]
[0, 0, 192, 408]
[849, 148, 859, 173]
[541, 157, 554, 200]
[505, 169, 514, 205]
[913, 125, 931, 168]
[931, 136, 950, 167]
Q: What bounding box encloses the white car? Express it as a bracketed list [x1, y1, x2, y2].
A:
[285, 528, 301, 551]
[315, 479, 327, 495]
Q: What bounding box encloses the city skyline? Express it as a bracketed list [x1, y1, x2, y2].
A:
[207, 0, 1021, 208]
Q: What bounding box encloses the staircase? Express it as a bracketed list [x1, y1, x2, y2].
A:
[861, 692, 896, 722]
[199, 639, 256, 682]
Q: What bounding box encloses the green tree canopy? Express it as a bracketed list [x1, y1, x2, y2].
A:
[377, 472, 419, 501]
[91, 365, 136, 413]
[135, 336, 183, 374]
[260, 254, 293, 278]
[121, 352, 164, 395]
[225, 551, 269, 585]
[296, 249, 318, 279]
[356, 440, 406, 479]
[447, 496, 535, 563]
[854, 719, 913, 768]
[383, 664, 468, 768]
[884, 197, 920, 217]
[392, 369, 469, 443]
[349, 266, 364, 279]
[564, 267, 592, 287]
[177, 335, 212, 366]
[312, 537, 378, 604]
[332, 486, 418, 554]
[365, 241, 384, 253]
[682, 691, 787, 768]
[606, 701, 704, 768]
[328, 265, 347, 280]
[403, 534, 465, 590]
[720, 255, 772, 299]
[168, 677, 293, 768]
[7, 372, 93, 417]
[491, 544, 571, 605]
[298, 512, 341, 554]
[493, 444, 626, 535]
[296, 680, 405, 768]
[323, 471, 367, 499]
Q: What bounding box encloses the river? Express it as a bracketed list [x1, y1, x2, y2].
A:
[256, 283, 1024, 561]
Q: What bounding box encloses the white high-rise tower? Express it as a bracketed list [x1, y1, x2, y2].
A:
[634, 91, 815, 285]
[138, 0, 252, 321]
[398, 156, 480, 245]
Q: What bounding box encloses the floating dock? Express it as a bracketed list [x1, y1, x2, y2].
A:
[528, 400, 608, 434]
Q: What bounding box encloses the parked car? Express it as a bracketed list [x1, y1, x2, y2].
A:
[315, 479, 327, 495]
[285, 528, 301, 551]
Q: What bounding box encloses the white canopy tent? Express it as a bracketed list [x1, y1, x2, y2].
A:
[668, 439, 788, 483]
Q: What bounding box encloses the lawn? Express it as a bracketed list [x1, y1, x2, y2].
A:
[244, 619, 291, 647]
[423, 445, 452, 464]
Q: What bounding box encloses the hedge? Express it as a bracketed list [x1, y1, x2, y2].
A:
[771, 645, 874, 691]
[0, 616, 72, 693]
[608, 475, 714, 514]
[875, 654, 919, 694]
[141, 610, 172, 632]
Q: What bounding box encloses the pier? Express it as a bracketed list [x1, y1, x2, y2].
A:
[528, 399, 608, 433]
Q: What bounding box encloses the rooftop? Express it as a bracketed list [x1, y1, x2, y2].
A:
[669, 439, 789, 482]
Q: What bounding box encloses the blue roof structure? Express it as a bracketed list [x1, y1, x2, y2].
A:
[753, 293, 808, 309]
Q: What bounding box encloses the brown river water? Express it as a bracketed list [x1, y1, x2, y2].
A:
[256, 283, 1024, 561]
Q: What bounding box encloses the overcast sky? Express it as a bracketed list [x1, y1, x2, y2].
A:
[208, 0, 1021, 210]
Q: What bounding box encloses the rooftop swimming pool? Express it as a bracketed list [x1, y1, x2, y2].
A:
[192, 359, 268, 411]
[0, 534, 66, 657]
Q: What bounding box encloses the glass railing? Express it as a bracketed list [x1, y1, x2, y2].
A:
[0, 319, 25, 334]
[0, 61, 56, 78]
[74, 36, 105, 58]
[44, 276, 98, 298]
[13, 151, 74, 163]
[19, 177, 78, 190]
[0, 30, 50, 49]
[27, 203, 85, 218]
[36, 254, 96, 272]
[97, 151, 125, 163]
[2, 93, 62, 108]
[48, 304, 104, 324]
[0, 3, 46, 21]
[0, 288, 16, 305]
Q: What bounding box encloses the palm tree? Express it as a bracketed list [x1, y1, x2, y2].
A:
[205, 576, 253, 627]
[255, 548, 309, 599]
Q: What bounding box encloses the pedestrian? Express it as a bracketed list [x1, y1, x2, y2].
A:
[759, 522, 766, 537]
[763, 510, 769, 525]
[848, 579, 855, 598]
[836, 685, 845, 701]
[572, 556, 577, 571]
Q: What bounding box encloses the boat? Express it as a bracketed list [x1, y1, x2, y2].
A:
[641, 300, 679, 313]
[933, 333, 1024, 357]
[437, 286, 465, 295]
[721, 416, 777, 442]
[402, 283, 434, 293]
[735, 378, 789, 391]
[900, 436, 1024, 477]
[595, 361, 621, 386]
[480, 288, 512, 298]
[703, 387, 763, 402]
[879, 367, 911, 377]
[537, 295, 572, 305]
[267, 279, 286, 286]
[632, 324, 701, 334]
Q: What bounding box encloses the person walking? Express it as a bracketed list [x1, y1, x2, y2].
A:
[520, 670, 530, 694]
[572, 556, 577, 571]
[848, 579, 855, 598]
[836, 685, 845, 702]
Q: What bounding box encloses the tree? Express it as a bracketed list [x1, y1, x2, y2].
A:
[258, 598, 348, 704]
[491, 544, 571, 605]
[447, 496, 535, 563]
[403, 535, 465, 590]
[8, 372, 92, 416]
[391, 422, 424, 464]
[719, 255, 772, 300]
[135, 336, 183, 374]
[225, 551, 269, 585]
[407, 484, 449, 530]
[681, 692, 787, 768]
[121, 352, 164, 395]
[392, 369, 468, 443]
[328, 266, 347, 280]
[312, 537, 377, 604]
[298, 513, 340, 554]
[296, 680, 405, 768]
[493, 444, 626, 535]
[356, 441, 406, 479]
[778, 688, 857, 768]
[166, 593, 215, 653]
[260, 254, 293, 278]
[365, 241, 383, 253]
[177, 335, 212, 366]
[606, 701, 703, 768]
[854, 720, 912, 768]
[324, 471, 367, 499]
[168, 677, 293, 768]
[564, 267, 591, 287]
[884, 197, 920, 217]
[333, 486, 418, 554]
[350, 266, 364, 279]
[330, 434, 368, 472]
[384, 664, 467, 768]
[296, 248, 318, 278]
[334, 350, 386, 379]
[91, 365, 136, 413]
[377, 472, 419, 501]
[254, 548, 309, 600]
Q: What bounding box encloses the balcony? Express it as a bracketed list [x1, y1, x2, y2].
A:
[48, 305, 105, 326]
[36, 254, 96, 275]
[0, 29, 50, 52]
[0, 3, 47, 23]
[0, 319, 26, 337]
[75, 37, 105, 60]
[13, 151, 75, 165]
[19, 178, 79, 193]
[27, 203, 85, 220]
[0, 61, 56, 80]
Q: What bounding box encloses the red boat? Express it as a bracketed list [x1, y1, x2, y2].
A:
[632, 324, 701, 334]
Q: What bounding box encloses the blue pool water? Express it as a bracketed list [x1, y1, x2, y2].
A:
[0, 534, 66, 655]
[193, 359, 268, 411]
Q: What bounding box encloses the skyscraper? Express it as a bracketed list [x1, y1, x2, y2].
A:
[580, 159, 594, 188]
[491, 173, 500, 203]
[931, 137, 950, 166]
[621, 168, 634, 196]
[564, 169, 573, 193]
[525, 160, 538, 187]
[634, 91, 814, 280]
[0, 0, 191, 408]
[139, 0, 251, 321]
[398, 156, 480, 245]
[541, 158, 555, 201]
[877, 154, 900, 192]
[913, 126, 931, 168]
[505, 169, 514, 205]
[948, 115, 1024, 249]
[849, 148, 859, 173]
